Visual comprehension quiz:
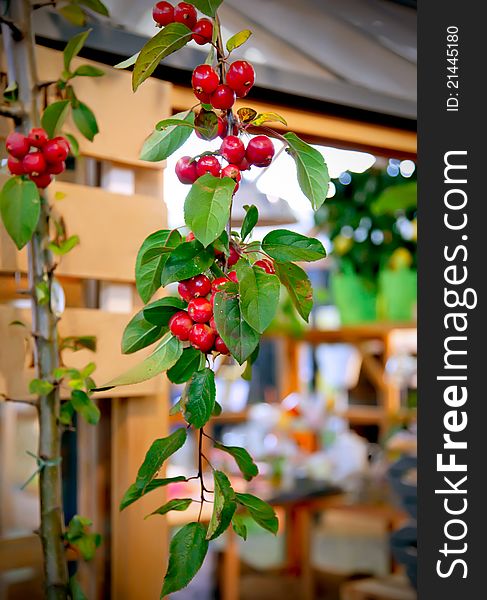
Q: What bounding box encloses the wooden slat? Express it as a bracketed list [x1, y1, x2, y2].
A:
[0, 177, 166, 282]
[171, 85, 417, 157]
[35, 47, 171, 168]
[0, 305, 164, 400]
[0, 534, 42, 571]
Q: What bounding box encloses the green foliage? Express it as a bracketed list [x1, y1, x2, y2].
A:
[140, 111, 195, 162]
[114, 52, 139, 69]
[190, 0, 223, 16]
[135, 229, 182, 303]
[41, 100, 71, 138]
[262, 229, 326, 262]
[133, 23, 193, 91]
[235, 493, 278, 534]
[161, 523, 209, 596]
[251, 112, 287, 126]
[146, 498, 192, 519]
[206, 471, 236, 540]
[65, 515, 101, 561]
[0, 178, 40, 250]
[63, 29, 92, 71]
[97, 333, 182, 390]
[72, 101, 99, 141]
[194, 109, 219, 140]
[184, 175, 235, 247]
[135, 428, 187, 492]
[274, 261, 313, 322]
[214, 442, 258, 481]
[121, 311, 166, 354]
[29, 378, 54, 395]
[183, 368, 215, 428]
[47, 234, 80, 256]
[69, 576, 87, 600]
[70, 389, 100, 425]
[167, 347, 205, 384]
[226, 29, 252, 52]
[120, 476, 186, 511]
[143, 296, 187, 326]
[236, 262, 280, 333]
[213, 292, 259, 365]
[160, 239, 214, 286]
[240, 205, 258, 241]
[231, 513, 248, 540]
[372, 181, 417, 215]
[284, 132, 330, 210]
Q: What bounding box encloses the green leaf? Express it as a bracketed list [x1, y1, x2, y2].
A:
[95, 333, 182, 390]
[135, 428, 187, 491]
[60, 401, 74, 425]
[262, 229, 326, 262]
[70, 532, 101, 561]
[121, 311, 165, 355]
[143, 296, 187, 326]
[70, 390, 100, 425]
[155, 117, 197, 131]
[284, 132, 330, 210]
[161, 523, 209, 596]
[69, 576, 87, 600]
[206, 471, 236, 540]
[135, 229, 182, 303]
[65, 133, 79, 157]
[184, 175, 235, 247]
[231, 513, 247, 540]
[47, 234, 80, 256]
[190, 0, 223, 17]
[212, 401, 222, 416]
[240, 205, 258, 241]
[235, 493, 278, 534]
[213, 292, 259, 365]
[35, 281, 49, 305]
[160, 239, 214, 286]
[120, 476, 186, 511]
[114, 52, 140, 69]
[29, 378, 54, 395]
[251, 112, 288, 127]
[274, 262, 313, 322]
[184, 368, 215, 429]
[167, 347, 205, 384]
[372, 181, 417, 215]
[0, 177, 40, 250]
[226, 29, 252, 52]
[63, 29, 92, 71]
[72, 65, 104, 77]
[236, 262, 280, 334]
[77, 0, 110, 17]
[194, 109, 218, 140]
[59, 5, 85, 26]
[145, 498, 192, 519]
[72, 101, 99, 141]
[133, 23, 192, 91]
[41, 100, 71, 138]
[169, 399, 183, 416]
[140, 111, 195, 162]
[214, 442, 258, 481]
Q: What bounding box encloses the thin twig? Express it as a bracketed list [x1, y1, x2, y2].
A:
[1, 393, 38, 407]
[32, 1, 57, 9]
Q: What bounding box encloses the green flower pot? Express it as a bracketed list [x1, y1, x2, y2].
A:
[377, 268, 417, 322]
[331, 272, 377, 325]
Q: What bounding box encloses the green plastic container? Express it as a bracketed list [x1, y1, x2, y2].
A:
[331, 272, 377, 325]
[377, 268, 417, 322]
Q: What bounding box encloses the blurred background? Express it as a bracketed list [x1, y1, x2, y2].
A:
[0, 1, 417, 599]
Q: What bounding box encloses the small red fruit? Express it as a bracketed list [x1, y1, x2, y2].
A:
[186, 231, 196, 242]
[43, 138, 69, 163]
[193, 88, 211, 104]
[176, 156, 198, 184]
[211, 85, 236, 110]
[169, 310, 193, 341]
[7, 156, 25, 176]
[220, 135, 245, 164]
[226, 60, 255, 98]
[6, 132, 30, 158]
[30, 173, 52, 189]
[189, 323, 216, 352]
[47, 161, 65, 175]
[228, 245, 240, 266]
[221, 164, 241, 182]
[192, 18, 213, 45]
[188, 297, 213, 323]
[255, 259, 275, 274]
[152, 1, 174, 26]
[239, 157, 251, 171]
[214, 336, 230, 354]
[192, 65, 220, 95]
[22, 151, 46, 176]
[212, 276, 229, 293]
[174, 2, 197, 29]
[178, 280, 193, 302]
[196, 155, 221, 178]
[217, 117, 226, 138]
[228, 271, 238, 283]
[28, 128, 49, 148]
[187, 274, 212, 297]
[246, 135, 275, 167]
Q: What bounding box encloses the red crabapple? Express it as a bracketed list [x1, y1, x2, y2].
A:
[188, 297, 213, 323]
[176, 156, 198, 184]
[169, 310, 193, 341]
[246, 135, 275, 167]
[189, 323, 216, 352]
[192, 18, 213, 45]
[226, 60, 255, 98]
[6, 132, 30, 158]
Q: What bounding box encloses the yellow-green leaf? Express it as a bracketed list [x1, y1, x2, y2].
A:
[252, 112, 287, 127]
[226, 29, 252, 52]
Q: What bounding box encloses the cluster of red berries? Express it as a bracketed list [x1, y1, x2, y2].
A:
[192, 61, 255, 109]
[169, 236, 275, 352]
[176, 134, 275, 192]
[6, 129, 70, 189]
[153, 2, 213, 45]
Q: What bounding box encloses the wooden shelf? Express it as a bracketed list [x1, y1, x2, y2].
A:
[169, 409, 249, 425]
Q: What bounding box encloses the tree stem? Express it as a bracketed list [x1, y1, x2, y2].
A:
[3, 1, 68, 597]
